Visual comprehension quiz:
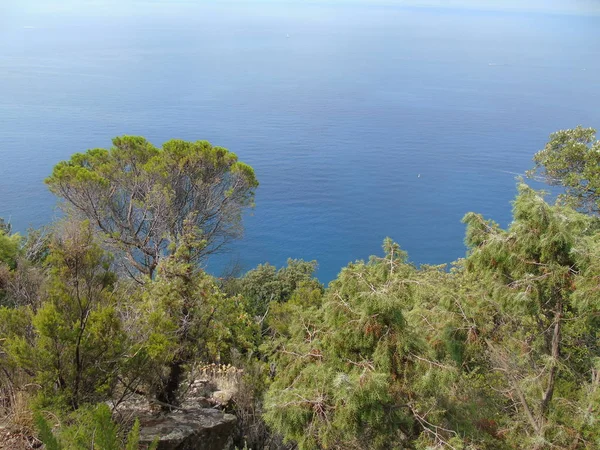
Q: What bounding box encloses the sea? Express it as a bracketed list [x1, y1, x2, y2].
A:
[1, 0, 600, 282]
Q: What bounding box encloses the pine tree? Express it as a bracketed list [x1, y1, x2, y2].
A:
[462, 184, 600, 448]
[141, 219, 257, 407]
[5, 221, 126, 409]
[265, 239, 496, 449]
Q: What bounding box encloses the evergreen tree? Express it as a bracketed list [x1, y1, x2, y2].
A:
[225, 258, 323, 318]
[45, 136, 258, 280]
[140, 219, 257, 407]
[35, 404, 158, 450]
[4, 221, 126, 409]
[264, 240, 495, 449]
[0, 223, 21, 269]
[462, 184, 600, 448]
[527, 126, 600, 213]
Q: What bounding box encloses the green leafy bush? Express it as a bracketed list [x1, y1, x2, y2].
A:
[35, 404, 158, 450]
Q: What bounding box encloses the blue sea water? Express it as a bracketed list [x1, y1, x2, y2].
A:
[1, 1, 600, 282]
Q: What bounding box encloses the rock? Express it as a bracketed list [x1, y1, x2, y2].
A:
[211, 390, 233, 406]
[138, 408, 236, 450]
[180, 395, 212, 410]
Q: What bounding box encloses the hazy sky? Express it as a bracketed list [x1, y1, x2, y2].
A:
[397, 0, 600, 14]
[4, 0, 600, 17]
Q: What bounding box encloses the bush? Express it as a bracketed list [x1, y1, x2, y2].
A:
[35, 403, 158, 450]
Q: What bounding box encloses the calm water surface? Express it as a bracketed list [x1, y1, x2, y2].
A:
[1, 1, 600, 281]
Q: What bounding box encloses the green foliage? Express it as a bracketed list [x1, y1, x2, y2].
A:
[125, 419, 141, 450]
[35, 404, 157, 450]
[227, 259, 323, 317]
[266, 280, 324, 340]
[45, 136, 259, 279]
[0, 305, 32, 338]
[264, 239, 496, 450]
[0, 228, 21, 269]
[0, 225, 50, 308]
[35, 412, 61, 450]
[0, 217, 12, 234]
[527, 125, 600, 213]
[266, 186, 600, 449]
[4, 221, 127, 410]
[139, 220, 258, 405]
[0, 306, 34, 376]
[462, 184, 600, 448]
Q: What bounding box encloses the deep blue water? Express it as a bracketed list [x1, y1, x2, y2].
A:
[1, 1, 600, 282]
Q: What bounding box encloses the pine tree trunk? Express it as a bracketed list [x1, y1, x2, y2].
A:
[157, 361, 184, 410]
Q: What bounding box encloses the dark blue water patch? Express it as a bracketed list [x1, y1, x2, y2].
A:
[1, 1, 600, 282]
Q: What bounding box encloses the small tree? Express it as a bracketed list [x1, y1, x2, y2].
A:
[0, 224, 51, 309]
[0, 223, 21, 269]
[225, 259, 323, 318]
[35, 404, 158, 450]
[6, 221, 127, 410]
[141, 221, 257, 407]
[527, 126, 600, 214]
[46, 136, 258, 281]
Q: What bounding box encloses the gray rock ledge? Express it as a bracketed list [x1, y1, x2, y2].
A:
[138, 408, 236, 450]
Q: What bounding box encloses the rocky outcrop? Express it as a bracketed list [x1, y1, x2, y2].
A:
[118, 366, 243, 450]
[138, 408, 236, 450]
[211, 391, 233, 406]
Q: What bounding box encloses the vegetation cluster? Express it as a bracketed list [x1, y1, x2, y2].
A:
[1, 128, 599, 449]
